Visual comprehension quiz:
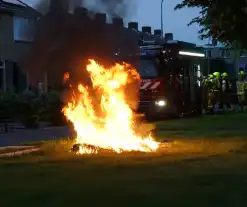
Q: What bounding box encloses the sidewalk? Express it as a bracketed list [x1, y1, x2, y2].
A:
[0, 126, 74, 147]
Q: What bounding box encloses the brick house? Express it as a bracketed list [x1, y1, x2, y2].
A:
[204, 45, 247, 76]
[0, 0, 168, 92]
[0, 0, 39, 92]
[25, 6, 142, 89]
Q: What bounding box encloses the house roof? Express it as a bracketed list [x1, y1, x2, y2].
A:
[0, 0, 26, 10]
[0, 0, 41, 17]
[2, 0, 26, 7]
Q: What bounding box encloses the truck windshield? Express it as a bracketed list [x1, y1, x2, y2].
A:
[137, 59, 159, 78]
[115, 54, 161, 78]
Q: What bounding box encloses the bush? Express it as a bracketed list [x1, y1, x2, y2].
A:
[0, 92, 19, 119]
[0, 90, 68, 128]
[17, 92, 42, 129]
[42, 90, 67, 126]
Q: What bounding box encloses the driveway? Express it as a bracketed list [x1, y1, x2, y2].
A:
[0, 126, 74, 147]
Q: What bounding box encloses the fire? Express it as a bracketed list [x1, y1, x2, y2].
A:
[63, 72, 70, 81]
[63, 59, 159, 154]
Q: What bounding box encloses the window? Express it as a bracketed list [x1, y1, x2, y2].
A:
[0, 60, 5, 68]
[240, 50, 247, 57]
[220, 49, 230, 58]
[208, 50, 211, 58]
[220, 49, 225, 57]
[239, 64, 247, 73]
[205, 50, 211, 58]
[13, 16, 34, 42]
[225, 50, 231, 58]
[138, 59, 159, 78]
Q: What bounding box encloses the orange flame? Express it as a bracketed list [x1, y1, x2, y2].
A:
[64, 72, 70, 82]
[63, 59, 159, 154]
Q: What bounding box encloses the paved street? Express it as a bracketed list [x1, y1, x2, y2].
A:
[0, 114, 145, 147]
[0, 126, 74, 147]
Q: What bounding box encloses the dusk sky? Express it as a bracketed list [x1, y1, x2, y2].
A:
[23, 0, 207, 45]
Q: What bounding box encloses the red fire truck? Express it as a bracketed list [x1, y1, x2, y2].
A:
[119, 40, 206, 120]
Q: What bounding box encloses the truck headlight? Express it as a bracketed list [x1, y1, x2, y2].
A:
[155, 99, 167, 107]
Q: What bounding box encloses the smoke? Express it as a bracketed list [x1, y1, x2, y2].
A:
[84, 0, 135, 18]
[33, 0, 134, 17]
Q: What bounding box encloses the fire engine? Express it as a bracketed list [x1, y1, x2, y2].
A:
[118, 40, 206, 120]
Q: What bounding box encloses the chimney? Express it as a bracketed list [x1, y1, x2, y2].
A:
[142, 26, 152, 35]
[112, 17, 124, 27]
[68, 0, 81, 13]
[154, 29, 162, 36]
[74, 0, 81, 7]
[95, 13, 106, 24]
[74, 7, 89, 19]
[128, 22, 138, 31]
[49, 0, 69, 12]
[164, 33, 173, 41]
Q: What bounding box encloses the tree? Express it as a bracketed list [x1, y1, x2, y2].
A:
[175, 0, 247, 48]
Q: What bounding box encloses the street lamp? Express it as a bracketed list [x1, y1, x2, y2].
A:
[161, 0, 164, 39]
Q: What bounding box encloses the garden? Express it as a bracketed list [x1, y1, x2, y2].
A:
[0, 90, 67, 129]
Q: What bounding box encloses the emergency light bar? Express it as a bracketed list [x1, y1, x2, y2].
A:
[179, 51, 205, 57]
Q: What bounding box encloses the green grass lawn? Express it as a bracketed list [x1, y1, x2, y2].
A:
[1, 113, 247, 207]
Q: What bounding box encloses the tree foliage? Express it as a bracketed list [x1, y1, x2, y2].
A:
[175, 0, 247, 48]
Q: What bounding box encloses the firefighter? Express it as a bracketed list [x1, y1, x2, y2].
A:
[201, 75, 210, 113]
[208, 74, 214, 82]
[236, 71, 247, 112]
[220, 72, 232, 110]
[213, 72, 221, 88]
[210, 72, 221, 112]
[207, 74, 214, 113]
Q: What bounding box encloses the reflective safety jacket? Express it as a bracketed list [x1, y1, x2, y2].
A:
[221, 79, 232, 92]
[203, 78, 214, 91]
[236, 81, 247, 95]
[212, 78, 221, 91]
[202, 78, 209, 87]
